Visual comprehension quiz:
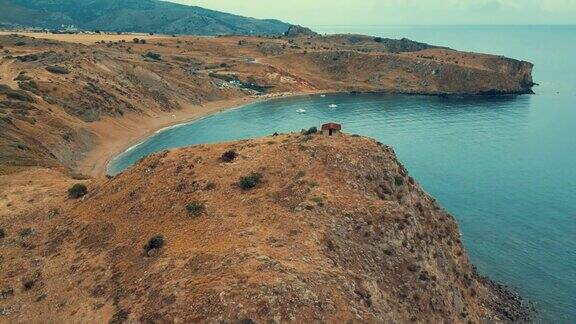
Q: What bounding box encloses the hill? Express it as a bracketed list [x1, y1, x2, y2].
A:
[0, 33, 534, 175]
[0, 0, 290, 35]
[0, 132, 531, 322]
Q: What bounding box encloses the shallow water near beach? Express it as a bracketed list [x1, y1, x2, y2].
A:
[109, 26, 576, 322]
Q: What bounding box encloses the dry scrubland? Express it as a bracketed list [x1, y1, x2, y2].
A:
[0, 133, 530, 322]
[0, 30, 534, 322]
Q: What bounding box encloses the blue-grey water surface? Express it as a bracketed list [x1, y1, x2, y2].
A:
[109, 26, 576, 322]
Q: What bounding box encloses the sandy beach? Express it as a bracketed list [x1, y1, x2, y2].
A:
[77, 92, 311, 177]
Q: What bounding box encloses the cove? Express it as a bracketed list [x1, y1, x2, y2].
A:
[108, 25, 576, 322]
[108, 91, 575, 322]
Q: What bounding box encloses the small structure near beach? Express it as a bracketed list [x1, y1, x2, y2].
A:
[321, 123, 342, 136]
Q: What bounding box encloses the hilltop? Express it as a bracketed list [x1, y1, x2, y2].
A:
[0, 132, 531, 322]
[0, 32, 534, 176]
[0, 0, 290, 35]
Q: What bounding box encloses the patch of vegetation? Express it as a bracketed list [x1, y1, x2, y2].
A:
[14, 41, 26, 46]
[22, 278, 35, 290]
[220, 150, 238, 162]
[0, 84, 35, 102]
[301, 135, 313, 142]
[45, 65, 70, 74]
[143, 235, 164, 253]
[303, 127, 317, 135]
[0, 228, 5, 239]
[132, 38, 140, 43]
[239, 172, 263, 190]
[374, 37, 383, 43]
[19, 228, 32, 237]
[204, 181, 216, 191]
[311, 196, 325, 207]
[394, 175, 405, 187]
[143, 52, 161, 60]
[68, 183, 88, 199]
[186, 201, 204, 217]
[293, 171, 306, 180]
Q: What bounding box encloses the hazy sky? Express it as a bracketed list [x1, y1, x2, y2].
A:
[171, 0, 576, 25]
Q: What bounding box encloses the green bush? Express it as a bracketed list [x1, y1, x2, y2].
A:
[186, 201, 204, 217]
[144, 235, 164, 253]
[144, 52, 161, 60]
[394, 175, 404, 187]
[304, 127, 317, 135]
[220, 150, 238, 162]
[204, 181, 216, 191]
[239, 172, 263, 190]
[68, 183, 88, 199]
[46, 65, 70, 74]
[0, 228, 5, 239]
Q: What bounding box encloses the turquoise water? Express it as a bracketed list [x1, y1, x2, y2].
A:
[109, 26, 576, 322]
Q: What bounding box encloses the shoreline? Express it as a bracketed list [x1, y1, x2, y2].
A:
[77, 91, 317, 178]
[82, 89, 535, 178]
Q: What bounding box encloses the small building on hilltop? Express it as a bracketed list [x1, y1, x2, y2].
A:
[321, 123, 342, 136]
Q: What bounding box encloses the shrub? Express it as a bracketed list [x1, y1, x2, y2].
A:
[186, 201, 204, 217]
[143, 235, 164, 253]
[394, 175, 404, 187]
[220, 150, 238, 162]
[239, 172, 263, 190]
[144, 52, 161, 60]
[140, 39, 147, 44]
[0, 228, 5, 239]
[68, 183, 88, 199]
[132, 38, 140, 43]
[22, 278, 35, 290]
[311, 197, 324, 207]
[204, 181, 216, 191]
[304, 127, 317, 135]
[45, 65, 70, 74]
[14, 41, 26, 46]
[374, 37, 383, 43]
[293, 171, 306, 180]
[19, 228, 32, 237]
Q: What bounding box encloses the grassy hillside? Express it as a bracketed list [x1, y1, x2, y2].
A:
[0, 0, 290, 35]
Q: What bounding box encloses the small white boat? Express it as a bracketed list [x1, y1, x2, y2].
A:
[320, 94, 326, 97]
[296, 108, 307, 113]
[328, 104, 338, 109]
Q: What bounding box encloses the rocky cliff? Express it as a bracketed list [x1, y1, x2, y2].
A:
[0, 133, 531, 322]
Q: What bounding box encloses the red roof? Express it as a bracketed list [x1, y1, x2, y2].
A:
[321, 123, 342, 131]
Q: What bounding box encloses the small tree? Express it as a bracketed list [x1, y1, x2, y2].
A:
[220, 150, 238, 162]
[304, 127, 317, 135]
[68, 184, 88, 199]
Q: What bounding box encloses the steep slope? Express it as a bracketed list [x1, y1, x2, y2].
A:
[0, 133, 530, 322]
[0, 0, 290, 35]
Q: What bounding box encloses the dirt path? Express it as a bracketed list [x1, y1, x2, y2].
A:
[0, 59, 19, 88]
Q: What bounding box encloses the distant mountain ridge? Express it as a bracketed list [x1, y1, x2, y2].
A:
[0, 0, 291, 35]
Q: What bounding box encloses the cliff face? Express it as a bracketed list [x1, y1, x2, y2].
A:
[0, 33, 534, 173]
[0, 133, 529, 322]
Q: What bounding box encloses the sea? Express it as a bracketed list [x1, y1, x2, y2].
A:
[108, 25, 576, 322]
